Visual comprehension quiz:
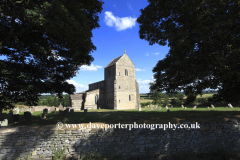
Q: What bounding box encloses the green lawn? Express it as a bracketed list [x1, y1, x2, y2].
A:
[1, 106, 240, 126]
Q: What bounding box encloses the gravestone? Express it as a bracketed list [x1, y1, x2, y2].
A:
[228, 103, 233, 108]
[0, 119, 8, 126]
[147, 105, 149, 108]
[56, 108, 59, 111]
[43, 108, 48, 114]
[211, 104, 215, 109]
[50, 107, 56, 113]
[84, 109, 88, 113]
[24, 111, 32, 121]
[13, 107, 19, 115]
[138, 106, 142, 111]
[31, 108, 35, 113]
[192, 106, 197, 109]
[181, 105, 184, 109]
[70, 109, 74, 113]
[166, 106, 168, 110]
[159, 106, 162, 110]
[154, 105, 158, 110]
[66, 108, 70, 112]
[207, 107, 209, 109]
[167, 109, 170, 112]
[171, 105, 173, 108]
[59, 103, 64, 111]
[184, 107, 187, 109]
[150, 105, 153, 111]
[13, 114, 19, 122]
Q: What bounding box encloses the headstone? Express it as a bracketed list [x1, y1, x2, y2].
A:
[56, 108, 59, 111]
[159, 106, 161, 110]
[59, 103, 64, 111]
[0, 119, 8, 126]
[181, 105, 184, 109]
[166, 106, 168, 110]
[207, 107, 209, 109]
[138, 106, 142, 111]
[84, 109, 88, 113]
[192, 106, 197, 109]
[150, 105, 153, 111]
[154, 105, 158, 110]
[50, 107, 56, 113]
[184, 107, 187, 109]
[171, 105, 173, 108]
[228, 103, 233, 108]
[24, 111, 32, 121]
[70, 109, 74, 113]
[147, 105, 149, 108]
[66, 108, 70, 112]
[13, 107, 19, 115]
[211, 104, 215, 109]
[43, 108, 48, 114]
[13, 114, 19, 122]
[8, 110, 13, 121]
[167, 109, 170, 112]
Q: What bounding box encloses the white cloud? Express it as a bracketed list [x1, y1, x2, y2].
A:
[104, 11, 137, 31]
[136, 68, 145, 71]
[127, 3, 133, 11]
[79, 64, 102, 71]
[66, 80, 88, 93]
[146, 53, 149, 56]
[138, 79, 152, 85]
[154, 52, 159, 55]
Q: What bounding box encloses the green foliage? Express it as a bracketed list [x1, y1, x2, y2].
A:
[152, 92, 169, 107]
[0, 0, 103, 110]
[137, 0, 240, 104]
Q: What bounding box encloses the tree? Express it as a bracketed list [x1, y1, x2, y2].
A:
[137, 0, 240, 104]
[0, 0, 103, 109]
[175, 92, 184, 105]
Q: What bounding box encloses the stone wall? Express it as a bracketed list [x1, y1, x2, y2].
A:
[0, 121, 240, 160]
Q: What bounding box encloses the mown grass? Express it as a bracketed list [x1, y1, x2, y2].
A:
[1, 106, 240, 126]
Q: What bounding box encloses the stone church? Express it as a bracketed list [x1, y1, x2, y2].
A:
[70, 51, 140, 110]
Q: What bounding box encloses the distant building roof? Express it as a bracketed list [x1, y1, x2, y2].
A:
[105, 55, 123, 68]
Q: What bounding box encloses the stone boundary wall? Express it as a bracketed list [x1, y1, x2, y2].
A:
[0, 121, 240, 160]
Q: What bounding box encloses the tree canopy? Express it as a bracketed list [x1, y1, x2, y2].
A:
[0, 0, 103, 109]
[137, 0, 240, 103]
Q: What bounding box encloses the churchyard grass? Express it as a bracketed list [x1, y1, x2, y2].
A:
[1, 106, 240, 126]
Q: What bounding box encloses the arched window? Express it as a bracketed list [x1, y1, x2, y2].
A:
[119, 86, 121, 89]
[125, 69, 128, 76]
[129, 95, 131, 101]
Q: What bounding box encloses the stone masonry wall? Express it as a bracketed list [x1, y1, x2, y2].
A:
[0, 121, 240, 160]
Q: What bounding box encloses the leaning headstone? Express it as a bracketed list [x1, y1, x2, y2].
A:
[192, 106, 197, 109]
[70, 109, 74, 113]
[228, 103, 233, 108]
[166, 106, 168, 110]
[43, 108, 48, 114]
[59, 103, 64, 111]
[181, 105, 184, 109]
[24, 111, 32, 121]
[167, 109, 170, 112]
[50, 107, 56, 113]
[211, 104, 215, 109]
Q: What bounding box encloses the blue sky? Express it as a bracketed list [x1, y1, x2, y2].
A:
[67, 0, 170, 94]
[1, 0, 170, 94]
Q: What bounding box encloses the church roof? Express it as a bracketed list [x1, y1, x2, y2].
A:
[105, 55, 123, 68]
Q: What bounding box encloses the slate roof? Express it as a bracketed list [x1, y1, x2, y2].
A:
[105, 55, 123, 68]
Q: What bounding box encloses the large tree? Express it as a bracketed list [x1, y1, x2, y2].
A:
[137, 0, 240, 104]
[0, 0, 103, 109]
